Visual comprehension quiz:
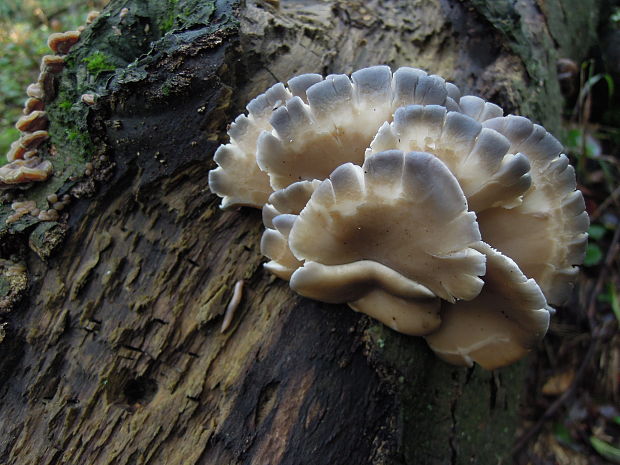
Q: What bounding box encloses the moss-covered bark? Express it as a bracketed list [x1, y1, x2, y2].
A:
[0, 0, 602, 464]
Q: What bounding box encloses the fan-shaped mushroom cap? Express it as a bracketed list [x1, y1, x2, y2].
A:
[47, 31, 80, 54]
[260, 180, 320, 280]
[20, 130, 49, 150]
[6, 141, 27, 162]
[366, 105, 532, 211]
[207, 65, 587, 368]
[457, 95, 504, 122]
[256, 66, 460, 191]
[23, 97, 44, 115]
[208, 80, 307, 208]
[26, 83, 44, 99]
[15, 111, 48, 133]
[209, 66, 462, 209]
[289, 150, 486, 306]
[209, 142, 273, 209]
[292, 261, 441, 335]
[40, 55, 65, 74]
[0, 157, 53, 186]
[477, 116, 589, 305]
[425, 242, 550, 370]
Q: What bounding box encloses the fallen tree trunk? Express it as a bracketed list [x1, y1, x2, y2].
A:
[0, 0, 601, 464]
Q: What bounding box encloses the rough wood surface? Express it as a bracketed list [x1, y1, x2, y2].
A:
[0, 1, 601, 464]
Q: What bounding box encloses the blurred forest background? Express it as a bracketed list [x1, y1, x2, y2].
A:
[0, 0, 618, 464]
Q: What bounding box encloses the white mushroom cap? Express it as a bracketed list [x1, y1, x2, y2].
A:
[425, 242, 551, 370]
[288, 150, 486, 304]
[208, 82, 294, 208]
[366, 105, 532, 211]
[291, 260, 441, 335]
[255, 66, 460, 191]
[209, 66, 463, 208]
[260, 180, 321, 280]
[446, 82, 461, 101]
[208, 74, 339, 209]
[457, 95, 504, 122]
[477, 116, 589, 305]
[349, 289, 441, 336]
[286, 73, 323, 102]
[209, 142, 273, 208]
[261, 227, 300, 280]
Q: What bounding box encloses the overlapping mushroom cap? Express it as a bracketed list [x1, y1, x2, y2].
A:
[209, 66, 459, 207]
[207, 65, 588, 370]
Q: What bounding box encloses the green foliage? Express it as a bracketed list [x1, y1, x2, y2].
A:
[160, 0, 180, 34]
[553, 422, 575, 447]
[611, 7, 620, 27]
[0, 127, 19, 167]
[609, 283, 620, 323]
[584, 243, 604, 267]
[82, 51, 115, 76]
[58, 100, 73, 111]
[583, 224, 610, 267]
[590, 436, 620, 463]
[588, 224, 607, 241]
[565, 128, 602, 159]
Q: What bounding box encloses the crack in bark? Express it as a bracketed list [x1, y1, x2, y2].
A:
[449, 394, 458, 465]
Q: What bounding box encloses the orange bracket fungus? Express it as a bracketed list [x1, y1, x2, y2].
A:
[208, 66, 588, 370]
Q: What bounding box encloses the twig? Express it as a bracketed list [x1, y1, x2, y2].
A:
[589, 185, 620, 222]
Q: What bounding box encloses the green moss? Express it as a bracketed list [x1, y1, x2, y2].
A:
[82, 51, 116, 77]
[58, 100, 73, 111]
[161, 83, 172, 96]
[43, 85, 92, 192]
[160, 0, 180, 34]
[65, 128, 90, 144]
[1, 0, 241, 271]
[468, 0, 565, 131]
[160, 16, 175, 34]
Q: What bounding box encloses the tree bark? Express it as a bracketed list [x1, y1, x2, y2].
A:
[0, 0, 601, 464]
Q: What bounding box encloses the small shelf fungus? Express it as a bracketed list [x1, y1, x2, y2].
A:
[207, 66, 588, 370]
[0, 157, 53, 189]
[3, 23, 82, 183]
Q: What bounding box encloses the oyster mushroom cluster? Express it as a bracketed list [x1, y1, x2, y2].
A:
[208, 66, 588, 370]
